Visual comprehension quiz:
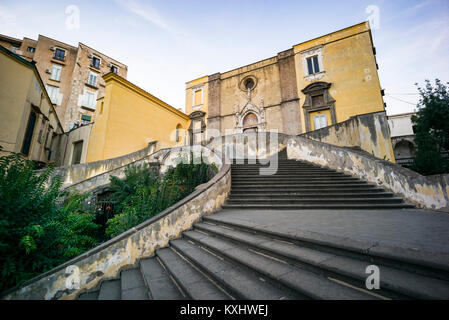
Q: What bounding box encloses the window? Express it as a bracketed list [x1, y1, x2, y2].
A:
[21, 111, 37, 156]
[175, 124, 182, 142]
[27, 47, 36, 53]
[193, 88, 203, 106]
[313, 114, 328, 130]
[46, 85, 60, 104]
[81, 114, 92, 125]
[111, 65, 118, 74]
[88, 71, 98, 87]
[301, 47, 324, 81]
[54, 48, 65, 61]
[84, 91, 96, 109]
[307, 56, 320, 75]
[245, 79, 255, 90]
[71, 141, 83, 165]
[91, 56, 101, 69]
[50, 64, 62, 81]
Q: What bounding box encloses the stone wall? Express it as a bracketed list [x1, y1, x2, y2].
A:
[39, 141, 158, 189]
[287, 135, 449, 212]
[300, 111, 396, 162]
[2, 145, 231, 300]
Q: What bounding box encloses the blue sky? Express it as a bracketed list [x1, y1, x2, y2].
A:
[1, 0, 448, 115]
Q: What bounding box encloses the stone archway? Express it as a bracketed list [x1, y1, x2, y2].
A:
[234, 103, 266, 133]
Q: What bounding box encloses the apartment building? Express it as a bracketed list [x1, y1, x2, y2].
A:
[0, 45, 65, 166]
[0, 34, 128, 132]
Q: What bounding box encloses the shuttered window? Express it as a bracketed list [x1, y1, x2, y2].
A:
[50, 64, 62, 81]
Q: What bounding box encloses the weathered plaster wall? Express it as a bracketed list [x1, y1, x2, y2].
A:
[204, 132, 288, 162]
[293, 22, 384, 132]
[61, 123, 93, 165]
[3, 146, 231, 300]
[86, 73, 189, 163]
[287, 135, 449, 212]
[300, 111, 395, 163]
[38, 142, 158, 189]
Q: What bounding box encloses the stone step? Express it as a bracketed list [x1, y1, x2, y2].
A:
[231, 172, 345, 176]
[169, 238, 303, 300]
[139, 257, 185, 300]
[203, 214, 449, 280]
[221, 203, 415, 210]
[183, 230, 377, 300]
[77, 290, 99, 300]
[231, 182, 370, 187]
[225, 197, 405, 204]
[156, 247, 230, 300]
[231, 177, 360, 182]
[230, 187, 382, 193]
[98, 279, 121, 300]
[231, 166, 333, 170]
[120, 268, 149, 300]
[231, 172, 346, 176]
[193, 222, 449, 299]
[231, 165, 321, 169]
[229, 192, 395, 199]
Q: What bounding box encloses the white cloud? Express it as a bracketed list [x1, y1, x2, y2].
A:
[114, 0, 170, 31]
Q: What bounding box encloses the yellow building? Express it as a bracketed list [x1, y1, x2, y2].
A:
[86, 73, 189, 162]
[185, 22, 385, 136]
[0, 44, 64, 166]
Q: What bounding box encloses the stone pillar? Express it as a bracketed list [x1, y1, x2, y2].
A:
[277, 49, 302, 135]
[207, 73, 222, 134]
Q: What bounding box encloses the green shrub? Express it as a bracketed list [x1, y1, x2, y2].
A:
[105, 159, 213, 238]
[0, 152, 100, 292]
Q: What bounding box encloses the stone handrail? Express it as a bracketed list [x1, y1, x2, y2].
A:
[39, 141, 159, 189]
[287, 135, 449, 212]
[2, 145, 231, 300]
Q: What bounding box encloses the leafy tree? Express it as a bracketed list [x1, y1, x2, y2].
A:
[0, 152, 100, 292]
[410, 79, 449, 175]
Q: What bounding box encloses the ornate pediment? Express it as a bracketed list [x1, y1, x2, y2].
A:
[301, 81, 332, 95]
[188, 110, 206, 120]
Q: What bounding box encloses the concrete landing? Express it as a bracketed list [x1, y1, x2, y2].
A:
[207, 208, 449, 268]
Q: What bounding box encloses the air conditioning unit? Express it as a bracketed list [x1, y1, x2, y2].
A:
[107, 63, 113, 67]
[88, 53, 93, 59]
[45, 69, 51, 74]
[50, 46, 56, 51]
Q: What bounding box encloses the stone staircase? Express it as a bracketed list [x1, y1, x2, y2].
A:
[77, 153, 449, 300]
[225, 152, 414, 210]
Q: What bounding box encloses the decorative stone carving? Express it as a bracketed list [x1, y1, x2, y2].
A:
[234, 101, 266, 133]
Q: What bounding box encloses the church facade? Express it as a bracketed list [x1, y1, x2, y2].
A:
[185, 22, 386, 142]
